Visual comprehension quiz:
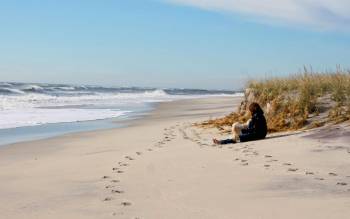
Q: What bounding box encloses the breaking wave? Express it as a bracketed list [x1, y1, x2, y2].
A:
[0, 82, 242, 129]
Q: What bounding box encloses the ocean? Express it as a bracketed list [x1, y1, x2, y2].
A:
[0, 82, 242, 145]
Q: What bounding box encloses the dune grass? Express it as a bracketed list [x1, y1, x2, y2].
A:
[201, 68, 350, 133]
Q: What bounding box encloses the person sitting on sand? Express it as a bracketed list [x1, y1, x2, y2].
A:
[213, 102, 267, 144]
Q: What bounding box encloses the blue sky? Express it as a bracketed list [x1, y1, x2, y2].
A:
[0, 0, 349, 90]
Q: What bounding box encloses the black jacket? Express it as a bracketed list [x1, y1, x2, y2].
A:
[239, 111, 267, 142]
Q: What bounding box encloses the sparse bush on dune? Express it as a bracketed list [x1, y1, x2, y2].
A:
[201, 67, 350, 133]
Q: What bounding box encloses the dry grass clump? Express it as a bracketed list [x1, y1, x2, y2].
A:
[202, 67, 350, 133]
[200, 111, 249, 130]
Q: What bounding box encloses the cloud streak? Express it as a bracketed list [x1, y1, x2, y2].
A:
[166, 0, 350, 30]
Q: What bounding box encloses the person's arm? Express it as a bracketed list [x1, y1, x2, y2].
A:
[240, 119, 252, 134]
[244, 116, 257, 133]
[239, 117, 258, 142]
[242, 119, 251, 129]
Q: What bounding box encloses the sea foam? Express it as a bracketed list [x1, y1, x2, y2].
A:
[0, 82, 242, 129]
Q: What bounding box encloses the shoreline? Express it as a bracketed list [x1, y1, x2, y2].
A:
[0, 96, 237, 152]
[1, 96, 350, 219]
[0, 95, 238, 147]
[0, 100, 156, 147]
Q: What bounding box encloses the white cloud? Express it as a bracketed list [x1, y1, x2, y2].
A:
[166, 0, 350, 30]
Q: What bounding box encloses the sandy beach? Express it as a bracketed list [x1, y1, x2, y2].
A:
[1, 96, 350, 219]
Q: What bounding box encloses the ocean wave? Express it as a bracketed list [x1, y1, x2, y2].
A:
[0, 90, 172, 110]
[0, 88, 241, 109]
[0, 108, 129, 129]
[0, 82, 240, 96]
[0, 88, 25, 95]
[137, 89, 167, 97]
[0, 82, 242, 129]
[54, 86, 76, 91]
[0, 82, 13, 87]
[20, 84, 45, 93]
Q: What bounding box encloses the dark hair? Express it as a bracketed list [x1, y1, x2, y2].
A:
[248, 102, 263, 115]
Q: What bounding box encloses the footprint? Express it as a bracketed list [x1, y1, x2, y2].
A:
[315, 177, 325, 180]
[116, 170, 124, 174]
[121, 201, 132, 206]
[283, 163, 292, 166]
[112, 167, 119, 171]
[112, 189, 124, 194]
[111, 180, 120, 183]
[305, 171, 314, 175]
[136, 152, 142, 155]
[288, 168, 298, 172]
[125, 156, 134, 161]
[267, 159, 278, 163]
[265, 155, 273, 158]
[105, 185, 115, 189]
[102, 176, 110, 179]
[103, 197, 113, 201]
[264, 164, 270, 168]
[241, 163, 249, 166]
[147, 148, 153, 151]
[329, 172, 338, 176]
[337, 182, 347, 186]
[241, 159, 248, 162]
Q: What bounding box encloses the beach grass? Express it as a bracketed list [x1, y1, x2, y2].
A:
[201, 67, 350, 133]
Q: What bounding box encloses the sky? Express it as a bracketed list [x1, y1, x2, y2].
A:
[0, 0, 349, 90]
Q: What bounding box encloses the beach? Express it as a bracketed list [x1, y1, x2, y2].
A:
[1, 96, 350, 219]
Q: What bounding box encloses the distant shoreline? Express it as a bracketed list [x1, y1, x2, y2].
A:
[0, 96, 236, 147]
[0, 82, 242, 146]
